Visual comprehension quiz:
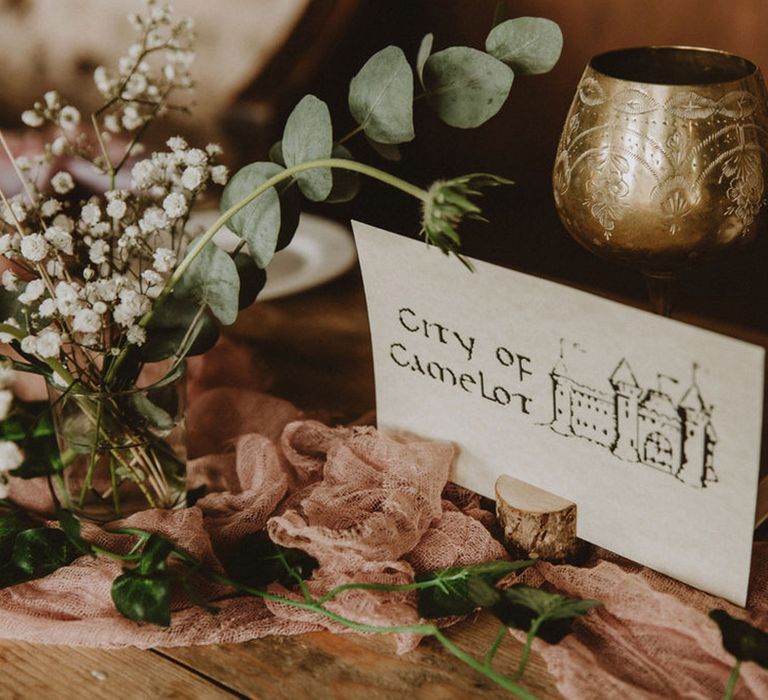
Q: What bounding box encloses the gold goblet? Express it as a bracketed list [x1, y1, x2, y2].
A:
[553, 46, 768, 315]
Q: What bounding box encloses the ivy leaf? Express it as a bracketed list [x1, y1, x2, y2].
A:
[56, 508, 93, 556]
[485, 17, 563, 75]
[219, 162, 281, 268]
[710, 609, 768, 668]
[111, 570, 171, 626]
[0, 527, 79, 587]
[221, 531, 317, 589]
[233, 253, 266, 310]
[326, 145, 361, 203]
[480, 584, 601, 643]
[137, 534, 175, 575]
[416, 33, 434, 87]
[142, 293, 219, 363]
[417, 560, 533, 618]
[282, 95, 333, 202]
[423, 47, 514, 128]
[365, 135, 401, 161]
[177, 237, 240, 325]
[349, 45, 414, 144]
[0, 509, 37, 562]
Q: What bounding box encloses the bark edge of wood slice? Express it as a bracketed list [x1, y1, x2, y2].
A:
[495, 475, 579, 563]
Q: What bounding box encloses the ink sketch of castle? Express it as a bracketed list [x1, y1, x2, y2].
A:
[354, 221, 765, 605]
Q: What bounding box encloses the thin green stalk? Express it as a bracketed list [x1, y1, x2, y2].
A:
[512, 618, 542, 681]
[316, 577, 453, 605]
[79, 401, 103, 507]
[723, 660, 741, 700]
[484, 622, 509, 669]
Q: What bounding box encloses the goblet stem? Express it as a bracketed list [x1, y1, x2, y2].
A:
[643, 273, 674, 317]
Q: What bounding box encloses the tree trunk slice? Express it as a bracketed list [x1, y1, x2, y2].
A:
[495, 475, 579, 562]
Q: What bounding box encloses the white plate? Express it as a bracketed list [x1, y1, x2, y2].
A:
[188, 210, 357, 301]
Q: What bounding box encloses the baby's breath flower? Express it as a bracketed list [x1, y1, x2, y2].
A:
[0, 235, 12, 256]
[0, 360, 14, 388]
[35, 330, 61, 358]
[80, 202, 102, 227]
[0, 440, 23, 472]
[162, 192, 187, 218]
[39, 298, 56, 317]
[167, 136, 187, 151]
[152, 247, 175, 273]
[89, 240, 110, 265]
[21, 110, 44, 127]
[50, 136, 68, 156]
[205, 143, 223, 157]
[20, 233, 49, 262]
[139, 206, 168, 233]
[18, 279, 46, 305]
[126, 325, 146, 346]
[51, 171, 75, 194]
[141, 269, 163, 286]
[185, 148, 206, 167]
[0, 390, 13, 421]
[122, 105, 144, 131]
[211, 165, 228, 186]
[106, 199, 127, 220]
[72, 308, 100, 334]
[1, 270, 17, 291]
[58, 106, 81, 131]
[15, 156, 31, 171]
[181, 166, 203, 190]
[131, 159, 156, 188]
[41, 199, 62, 218]
[0, 318, 19, 343]
[46, 259, 64, 279]
[20, 335, 37, 354]
[104, 114, 121, 133]
[44, 226, 73, 255]
[44, 90, 60, 110]
[92, 301, 107, 315]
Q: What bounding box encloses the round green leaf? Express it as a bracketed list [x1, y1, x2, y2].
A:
[485, 17, 563, 75]
[142, 294, 219, 362]
[111, 570, 171, 627]
[423, 46, 514, 128]
[348, 45, 414, 145]
[365, 135, 401, 161]
[282, 95, 333, 202]
[416, 33, 433, 87]
[177, 238, 240, 326]
[220, 162, 282, 268]
[326, 144, 361, 203]
[233, 253, 267, 309]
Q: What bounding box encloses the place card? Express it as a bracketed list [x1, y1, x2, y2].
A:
[353, 221, 765, 605]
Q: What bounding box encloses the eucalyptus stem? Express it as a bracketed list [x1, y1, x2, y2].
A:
[723, 660, 741, 700]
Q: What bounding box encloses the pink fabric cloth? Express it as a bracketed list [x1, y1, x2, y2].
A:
[1, 338, 766, 699]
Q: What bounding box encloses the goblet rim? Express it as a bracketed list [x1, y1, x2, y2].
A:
[589, 45, 759, 87]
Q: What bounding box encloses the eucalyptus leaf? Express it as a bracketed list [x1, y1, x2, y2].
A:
[269, 140, 286, 166]
[485, 17, 563, 75]
[349, 45, 414, 144]
[0, 509, 37, 562]
[111, 570, 171, 626]
[282, 95, 333, 201]
[365, 135, 401, 161]
[326, 144, 361, 203]
[130, 393, 174, 431]
[710, 609, 768, 668]
[233, 253, 266, 309]
[416, 33, 433, 87]
[417, 560, 533, 618]
[142, 293, 219, 363]
[423, 47, 514, 128]
[177, 237, 240, 325]
[220, 162, 281, 268]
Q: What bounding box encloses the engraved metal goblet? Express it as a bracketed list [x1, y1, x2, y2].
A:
[553, 46, 768, 315]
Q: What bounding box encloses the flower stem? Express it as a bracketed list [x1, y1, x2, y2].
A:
[512, 618, 542, 681]
[723, 660, 741, 700]
[484, 622, 509, 669]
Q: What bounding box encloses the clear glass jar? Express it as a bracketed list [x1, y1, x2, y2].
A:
[46, 362, 187, 521]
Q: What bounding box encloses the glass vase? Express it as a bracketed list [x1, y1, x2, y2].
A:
[46, 363, 187, 522]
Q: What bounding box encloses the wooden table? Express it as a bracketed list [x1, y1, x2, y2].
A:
[0, 270, 561, 700]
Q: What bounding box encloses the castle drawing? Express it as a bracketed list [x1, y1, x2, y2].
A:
[550, 352, 718, 488]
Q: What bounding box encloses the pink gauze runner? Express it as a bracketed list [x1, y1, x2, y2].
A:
[2, 338, 767, 699]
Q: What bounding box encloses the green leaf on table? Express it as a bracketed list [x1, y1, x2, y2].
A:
[0, 509, 37, 562]
[0, 527, 79, 587]
[422, 46, 514, 128]
[416, 33, 433, 87]
[326, 144, 361, 203]
[137, 534, 175, 575]
[485, 17, 563, 75]
[221, 530, 317, 589]
[130, 393, 174, 431]
[479, 583, 601, 644]
[282, 95, 333, 202]
[710, 609, 768, 668]
[220, 161, 281, 268]
[177, 236, 240, 326]
[111, 570, 171, 626]
[349, 45, 414, 145]
[142, 293, 219, 363]
[56, 508, 93, 556]
[365, 135, 401, 161]
[233, 253, 267, 310]
[416, 559, 533, 619]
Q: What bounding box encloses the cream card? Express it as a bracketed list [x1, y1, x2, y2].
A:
[353, 221, 765, 605]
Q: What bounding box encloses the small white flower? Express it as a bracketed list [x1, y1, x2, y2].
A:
[205, 143, 223, 157]
[122, 105, 143, 131]
[72, 308, 100, 334]
[210, 165, 229, 185]
[106, 199, 127, 220]
[38, 298, 56, 317]
[181, 166, 203, 190]
[18, 279, 46, 305]
[0, 234, 13, 256]
[0, 318, 19, 343]
[126, 325, 146, 346]
[185, 148, 206, 167]
[44, 226, 73, 255]
[54, 281, 79, 304]
[52, 214, 74, 233]
[88, 239, 110, 265]
[139, 206, 168, 233]
[141, 269, 163, 286]
[51, 171, 75, 194]
[92, 301, 107, 315]
[94, 66, 112, 94]
[50, 136, 68, 156]
[131, 159, 156, 188]
[104, 114, 121, 133]
[0, 390, 12, 421]
[20, 335, 37, 354]
[44, 90, 60, 110]
[80, 202, 102, 226]
[0, 361, 14, 388]
[0, 440, 23, 472]
[152, 247, 176, 273]
[20, 234, 49, 262]
[15, 156, 31, 171]
[167, 136, 188, 152]
[35, 330, 61, 358]
[162, 192, 187, 218]
[46, 259, 63, 279]
[58, 105, 81, 131]
[94, 278, 118, 302]
[10, 200, 26, 223]
[41, 199, 62, 218]
[2, 270, 17, 292]
[21, 110, 44, 128]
